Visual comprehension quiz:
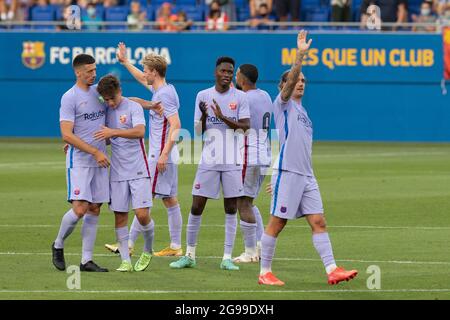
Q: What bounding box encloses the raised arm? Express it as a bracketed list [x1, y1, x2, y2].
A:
[60, 121, 110, 168]
[280, 30, 312, 103]
[195, 100, 208, 136]
[116, 42, 151, 90]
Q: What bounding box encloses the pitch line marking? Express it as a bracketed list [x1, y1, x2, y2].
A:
[0, 224, 449, 230]
[0, 289, 449, 294]
[0, 252, 449, 266]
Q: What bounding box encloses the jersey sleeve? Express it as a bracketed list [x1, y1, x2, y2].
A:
[131, 102, 146, 127]
[273, 93, 289, 112]
[161, 92, 179, 118]
[59, 92, 75, 123]
[237, 92, 250, 120]
[194, 92, 203, 123]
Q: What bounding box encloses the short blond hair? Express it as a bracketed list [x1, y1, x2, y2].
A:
[141, 53, 167, 77]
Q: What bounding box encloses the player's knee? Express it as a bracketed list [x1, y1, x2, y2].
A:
[190, 204, 204, 216]
[310, 215, 327, 232]
[88, 204, 101, 215]
[114, 212, 128, 227]
[162, 197, 178, 208]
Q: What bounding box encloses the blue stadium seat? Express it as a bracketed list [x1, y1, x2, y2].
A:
[237, 6, 250, 21]
[151, 0, 175, 5]
[146, 5, 155, 20]
[105, 6, 129, 30]
[30, 5, 56, 30]
[175, 5, 204, 21]
[175, 0, 197, 5]
[301, 0, 321, 10]
[234, 0, 249, 9]
[304, 7, 329, 22]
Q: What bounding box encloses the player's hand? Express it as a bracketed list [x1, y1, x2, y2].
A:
[199, 100, 208, 115]
[211, 99, 224, 119]
[93, 150, 110, 168]
[63, 144, 69, 154]
[94, 126, 116, 141]
[116, 42, 128, 64]
[297, 30, 312, 53]
[265, 183, 273, 195]
[151, 101, 164, 117]
[157, 152, 169, 173]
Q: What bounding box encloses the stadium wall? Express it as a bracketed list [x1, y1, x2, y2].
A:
[1, 32, 449, 141]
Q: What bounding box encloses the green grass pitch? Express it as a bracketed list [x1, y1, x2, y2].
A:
[0, 138, 449, 300]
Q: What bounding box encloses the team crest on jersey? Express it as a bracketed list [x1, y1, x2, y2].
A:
[280, 206, 287, 213]
[22, 41, 45, 70]
[120, 115, 127, 124]
[229, 102, 237, 110]
[74, 188, 80, 196]
[195, 183, 201, 190]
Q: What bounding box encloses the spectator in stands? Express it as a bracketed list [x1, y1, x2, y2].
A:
[250, 0, 272, 18]
[127, 0, 147, 31]
[76, 0, 89, 10]
[205, 0, 236, 23]
[156, 1, 178, 31]
[412, 0, 437, 31]
[249, 3, 274, 29]
[103, 0, 118, 8]
[0, 0, 17, 21]
[438, 0, 450, 16]
[174, 10, 193, 31]
[360, 0, 408, 31]
[274, 0, 300, 25]
[82, 2, 102, 31]
[206, 0, 229, 30]
[331, 0, 352, 22]
[57, 4, 75, 31]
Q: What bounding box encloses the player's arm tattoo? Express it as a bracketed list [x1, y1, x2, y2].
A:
[280, 50, 305, 102]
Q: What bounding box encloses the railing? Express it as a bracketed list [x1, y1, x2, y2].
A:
[0, 20, 449, 33]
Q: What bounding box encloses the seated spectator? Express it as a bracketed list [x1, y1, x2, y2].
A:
[174, 10, 193, 31]
[76, 0, 89, 10]
[127, 0, 147, 31]
[205, 0, 236, 22]
[0, 0, 17, 21]
[103, 0, 118, 8]
[360, 0, 408, 31]
[274, 0, 300, 24]
[57, 4, 80, 30]
[206, 0, 229, 31]
[331, 0, 351, 22]
[250, 0, 272, 18]
[438, 0, 450, 16]
[412, 1, 437, 32]
[156, 2, 178, 31]
[82, 2, 102, 31]
[249, 3, 274, 29]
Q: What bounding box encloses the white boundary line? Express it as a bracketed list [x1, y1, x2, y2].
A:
[0, 252, 449, 265]
[0, 289, 449, 294]
[0, 224, 449, 230]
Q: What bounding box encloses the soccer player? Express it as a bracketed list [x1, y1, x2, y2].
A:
[52, 54, 109, 272]
[94, 75, 155, 272]
[258, 31, 358, 286]
[233, 64, 273, 263]
[170, 56, 252, 271]
[105, 43, 183, 257]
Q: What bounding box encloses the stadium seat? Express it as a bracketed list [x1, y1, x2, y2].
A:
[304, 7, 329, 22]
[146, 5, 156, 21]
[175, 5, 204, 21]
[105, 6, 129, 30]
[151, 0, 175, 5]
[30, 5, 56, 30]
[237, 6, 250, 22]
[234, 0, 249, 9]
[175, 0, 198, 5]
